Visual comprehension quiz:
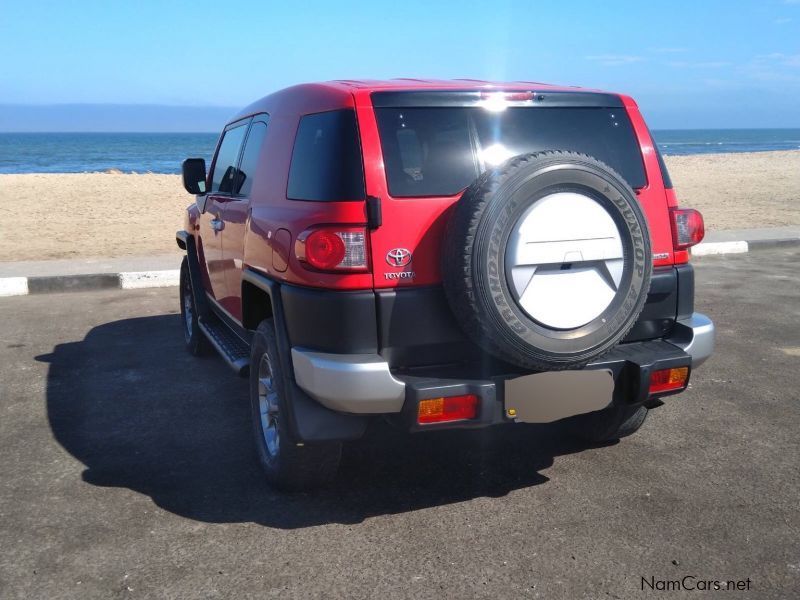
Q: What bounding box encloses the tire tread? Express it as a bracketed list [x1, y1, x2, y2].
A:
[442, 151, 652, 370]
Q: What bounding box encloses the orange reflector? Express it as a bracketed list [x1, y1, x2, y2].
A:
[649, 367, 689, 394]
[418, 394, 479, 424]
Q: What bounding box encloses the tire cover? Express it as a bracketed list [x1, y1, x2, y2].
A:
[442, 151, 652, 370]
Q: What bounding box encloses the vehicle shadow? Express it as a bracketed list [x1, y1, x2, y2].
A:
[37, 314, 597, 529]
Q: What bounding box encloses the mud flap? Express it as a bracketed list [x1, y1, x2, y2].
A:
[242, 269, 369, 443]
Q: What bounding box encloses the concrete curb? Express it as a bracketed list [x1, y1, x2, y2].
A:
[0, 233, 798, 297]
[692, 237, 800, 257]
[0, 270, 180, 297]
[691, 241, 749, 256]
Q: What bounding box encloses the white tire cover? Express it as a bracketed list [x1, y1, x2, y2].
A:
[505, 192, 624, 330]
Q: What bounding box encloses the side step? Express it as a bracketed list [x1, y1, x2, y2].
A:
[199, 318, 250, 377]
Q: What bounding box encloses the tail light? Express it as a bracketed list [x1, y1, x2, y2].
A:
[418, 394, 479, 424]
[670, 208, 705, 250]
[296, 226, 368, 272]
[649, 367, 689, 395]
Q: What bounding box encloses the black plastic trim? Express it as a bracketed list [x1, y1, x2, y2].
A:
[366, 195, 382, 229]
[371, 90, 624, 108]
[378, 275, 687, 367]
[176, 230, 188, 250]
[376, 286, 476, 368]
[198, 317, 250, 376]
[623, 267, 678, 342]
[281, 284, 378, 354]
[242, 269, 368, 442]
[390, 339, 691, 432]
[398, 378, 499, 432]
[182, 233, 211, 321]
[676, 264, 695, 320]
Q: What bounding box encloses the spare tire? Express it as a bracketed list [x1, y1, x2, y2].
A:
[442, 151, 652, 370]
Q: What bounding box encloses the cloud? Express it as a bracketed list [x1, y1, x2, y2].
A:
[754, 53, 800, 67]
[585, 54, 644, 67]
[665, 60, 732, 69]
[740, 53, 800, 84]
[774, 17, 793, 24]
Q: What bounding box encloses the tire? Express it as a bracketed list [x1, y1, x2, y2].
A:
[567, 404, 649, 443]
[179, 257, 211, 356]
[442, 151, 652, 370]
[249, 319, 342, 491]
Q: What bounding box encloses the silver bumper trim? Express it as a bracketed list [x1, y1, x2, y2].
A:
[291, 348, 406, 414]
[292, 312, 715, 414]
[667, 312, 715, 367]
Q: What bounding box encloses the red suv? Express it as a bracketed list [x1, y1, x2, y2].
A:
[178, 79, 714, 490]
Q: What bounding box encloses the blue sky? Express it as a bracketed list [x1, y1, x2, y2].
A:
[1, 0, 799, 129]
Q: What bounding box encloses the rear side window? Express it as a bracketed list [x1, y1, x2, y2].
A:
[210, 123, 248, 194]
[375, 107, 647, 197]
[233, 120, 268, 197]
[654, 144, 673, 189]
[287, 110, 365, 201]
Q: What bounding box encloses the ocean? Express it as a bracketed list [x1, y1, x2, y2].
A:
[0, 132, 218, 174]
[654, 129, 800, 156]
[1, 129, 799, 174]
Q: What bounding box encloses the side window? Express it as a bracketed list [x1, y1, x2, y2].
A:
[287, 109, 365, 201]
[654, 145, 673, 189]
[233, 120, 268, 197]
[210, 123, 247, 193]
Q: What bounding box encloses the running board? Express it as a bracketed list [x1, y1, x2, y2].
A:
[199, 318, 250, 377]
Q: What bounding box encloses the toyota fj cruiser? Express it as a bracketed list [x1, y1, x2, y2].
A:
[178, 79, 714, 490]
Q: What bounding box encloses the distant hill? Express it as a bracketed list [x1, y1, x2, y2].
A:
[0, 104, 238, 132]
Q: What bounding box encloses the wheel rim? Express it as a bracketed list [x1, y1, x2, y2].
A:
[258, 353, 280, 458]
[505, 192, 624, 330]
[182, 275, 194, 341]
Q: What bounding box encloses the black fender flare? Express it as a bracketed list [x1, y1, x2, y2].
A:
[177, 230, 211, 321]
[241, 268, 368, 443]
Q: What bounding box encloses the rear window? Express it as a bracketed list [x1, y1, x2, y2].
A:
[375, 107, 646, 197]
[287, 109, 365, 201]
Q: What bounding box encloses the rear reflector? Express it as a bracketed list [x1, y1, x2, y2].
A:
[670, 208, 705, 250]
[649, 367, 689, 395]
[418, 394, 479, 424]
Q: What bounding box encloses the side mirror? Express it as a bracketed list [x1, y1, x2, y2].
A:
[182, 158, 207, 195]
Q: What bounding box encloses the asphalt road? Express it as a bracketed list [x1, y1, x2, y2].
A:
[1, 249, 798, 599]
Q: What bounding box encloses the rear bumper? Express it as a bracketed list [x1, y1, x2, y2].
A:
[666, 313, 715, 367]
[290, 348, 405, 413]
[291, 312, 714, 418]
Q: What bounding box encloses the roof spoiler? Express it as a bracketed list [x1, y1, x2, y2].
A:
[371, 90, 624, 109]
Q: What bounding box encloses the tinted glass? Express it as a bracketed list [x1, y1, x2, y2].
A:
[233, 121, 268, 197]
[287, 110, 365, 201]
[654, 145, 673, 189]
[375, 107, 646, 197]
[210, 123, 247, 193]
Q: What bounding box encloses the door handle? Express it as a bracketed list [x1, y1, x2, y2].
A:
[210, 218, 224, 232]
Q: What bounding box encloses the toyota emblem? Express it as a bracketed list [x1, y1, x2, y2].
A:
[386, 248, 412, 267]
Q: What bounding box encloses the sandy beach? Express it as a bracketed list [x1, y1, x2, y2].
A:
[0, 150, 798, 261]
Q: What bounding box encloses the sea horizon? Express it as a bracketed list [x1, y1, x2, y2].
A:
[2, 128, 799, 174]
